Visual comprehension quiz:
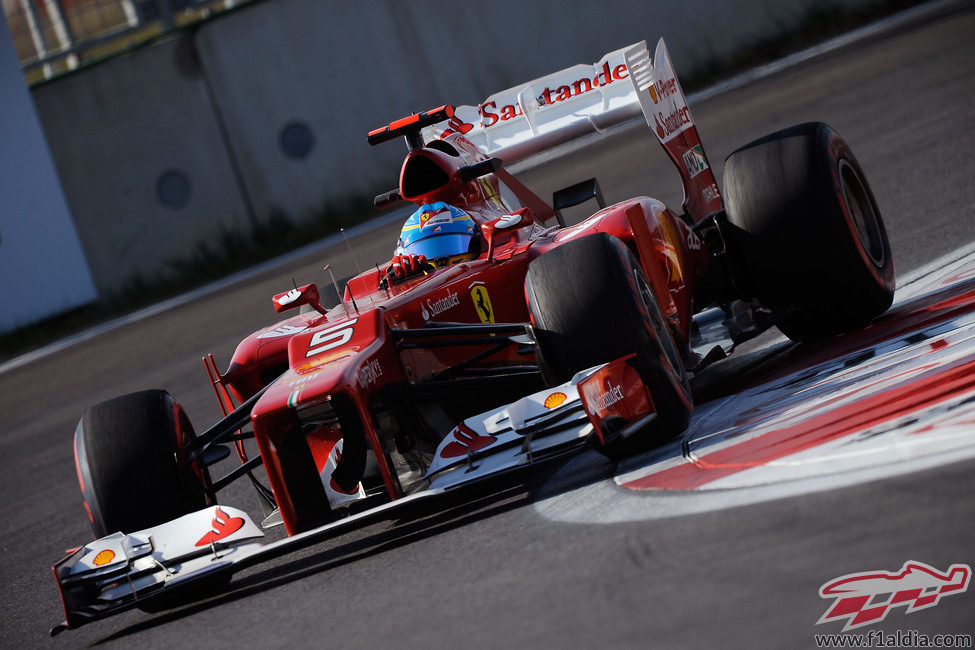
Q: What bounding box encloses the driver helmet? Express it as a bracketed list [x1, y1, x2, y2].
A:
[396, 202, 478, 266]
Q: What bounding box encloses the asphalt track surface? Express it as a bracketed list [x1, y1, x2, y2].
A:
[3, 3, 975, 647]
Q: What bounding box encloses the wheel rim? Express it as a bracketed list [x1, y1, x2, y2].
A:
[838, 159, 886, 267]
[633, 269, 683, 375]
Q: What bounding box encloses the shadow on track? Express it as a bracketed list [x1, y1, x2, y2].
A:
[92, 450, 619, 645]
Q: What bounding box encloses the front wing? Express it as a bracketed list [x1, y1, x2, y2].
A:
[51, 356, 653, 634]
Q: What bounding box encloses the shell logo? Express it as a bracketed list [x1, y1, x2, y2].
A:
[543, 392, 567, 409]
[92, 549, 116, 566]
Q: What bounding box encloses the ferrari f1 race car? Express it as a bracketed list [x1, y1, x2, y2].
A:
[51, 38, 894, 634]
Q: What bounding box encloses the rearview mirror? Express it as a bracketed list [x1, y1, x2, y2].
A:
[374, 189, 402, 210]
[272, 283, 327, 315]
[481, 208, 534, 259]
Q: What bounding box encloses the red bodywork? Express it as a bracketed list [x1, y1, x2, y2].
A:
[210, 124, 710, 535]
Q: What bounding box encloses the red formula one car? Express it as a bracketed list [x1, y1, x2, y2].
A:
[52, 39, 894, 633]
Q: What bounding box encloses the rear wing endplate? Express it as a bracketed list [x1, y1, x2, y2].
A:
[624, 39, 724, 222]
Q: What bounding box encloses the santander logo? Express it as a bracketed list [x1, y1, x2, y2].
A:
[421, 290, 460, 321]
[195, 507, 245, 547]
[440, 424, 497, 459]
[440, 61, 630, 137]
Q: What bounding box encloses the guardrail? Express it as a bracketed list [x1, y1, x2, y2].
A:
[3, 0, 253, 83]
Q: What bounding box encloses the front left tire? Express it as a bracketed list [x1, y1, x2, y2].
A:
[74, 390, 208, 537]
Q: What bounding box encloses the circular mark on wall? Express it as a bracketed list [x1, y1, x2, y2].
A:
[156, 169, 192, 209]
[279, 121, 315, 159]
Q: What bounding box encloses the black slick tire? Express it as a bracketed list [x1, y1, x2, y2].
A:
[74, 390, 208, 537]
[722, 122, 894, 341]
[525, 233, 691, 457]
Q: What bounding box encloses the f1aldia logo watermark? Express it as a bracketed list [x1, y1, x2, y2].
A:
[817, 561, 971, 631]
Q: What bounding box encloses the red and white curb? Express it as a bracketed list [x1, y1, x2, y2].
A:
[536, 244, 975, 523]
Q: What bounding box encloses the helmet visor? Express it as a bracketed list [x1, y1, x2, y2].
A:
[402, 233, 473, 262]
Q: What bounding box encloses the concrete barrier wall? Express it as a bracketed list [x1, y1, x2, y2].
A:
[31, 0, 878, 299]
[31, 34, 251, 297]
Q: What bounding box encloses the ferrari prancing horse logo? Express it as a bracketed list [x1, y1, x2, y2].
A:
[470, 285, 494, 323]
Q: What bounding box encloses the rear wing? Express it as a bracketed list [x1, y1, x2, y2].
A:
[421, 38, 723, 223]
[422, 44, 638, 160]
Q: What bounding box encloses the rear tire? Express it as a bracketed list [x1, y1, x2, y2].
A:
[525, 233, 691, 457]
[722, 122, 894, 341]
[74, 390, 208, 537]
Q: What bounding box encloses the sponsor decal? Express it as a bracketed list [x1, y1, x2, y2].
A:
[195, 507, 246, 547]
[641, 41, 694, 145]
[257, 323, 308, 340]
[594, 384, 625, 412]
[442, 62, 629, 135]
[92, 549, 115, 566]
[817, 561, 971, 631]
[470, 285, 495, 323]
[653, 101, 691, 142]
[681, 144, 709, 178]
[419, 206, 452, 228]
[495, 213, 524, 229]
[543, 392, 567, 409]
[478, 177, 506, 210]
[648, 75, 678, 104]
[440, 424, 497, 459]
[422, 290, 460, 321]
[443, 114, 473, 135]
[358, 359, 383, 387]
[656, 213, 685, 283]
[702, 183, 721, 203]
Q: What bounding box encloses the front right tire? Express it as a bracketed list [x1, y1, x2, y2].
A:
[525, 233, 692, 457]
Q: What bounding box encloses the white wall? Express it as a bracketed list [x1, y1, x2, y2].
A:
[0, 21, 96, 334]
